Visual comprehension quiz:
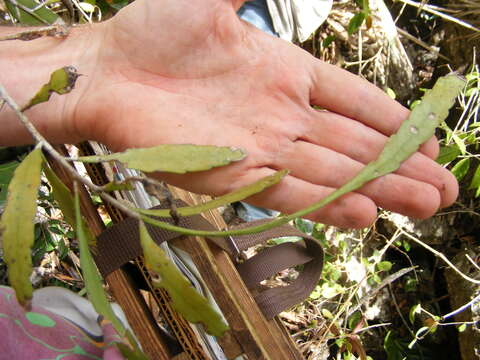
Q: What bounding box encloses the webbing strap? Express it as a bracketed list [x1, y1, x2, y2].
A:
[95, 201, 323, 319]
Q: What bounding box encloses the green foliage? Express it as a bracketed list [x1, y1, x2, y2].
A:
[139, 221, 229, 337]
[451, 157, 470, 181]
[5, 0, 59, 25]
[43, 164, 76, 227]
[348, 12, 366, 35]
[0, 161, 19, 206]
[438, 66, 480, 196]
[347, 0, 371, 35]
[76, 144, 246, 174]
[0, 148, 43, 307]
[436, 145, 461, 164]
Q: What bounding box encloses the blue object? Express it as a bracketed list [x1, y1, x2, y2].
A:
[237, 0, 277, 36]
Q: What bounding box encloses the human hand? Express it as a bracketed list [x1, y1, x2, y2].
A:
[66, 0, 458, 227]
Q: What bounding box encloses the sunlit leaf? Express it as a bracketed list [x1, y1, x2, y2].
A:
[348, 311, 362, 330]
[409, 304, 421, 324]
[5, 0, 59, 25]
[436, 145, 461, 164]
[138, 170, 288, 217]
[22, 66, 80, 111]
[76, 144, 245, 174]
[386, 87, 396, 100]
[139, 221, 228, 337]
[0, 148, 43, 307]
[322, 35, 335, 48]
[321, 308, 333, 319]
[451, 132, 467, 155]
[377, 261, 392, 272]
[348, 12, 366, 35]
[458, 323, 467, 332]
[451, 158, 470, 181]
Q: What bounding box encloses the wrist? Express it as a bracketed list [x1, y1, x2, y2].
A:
[0, 23, 105, 146]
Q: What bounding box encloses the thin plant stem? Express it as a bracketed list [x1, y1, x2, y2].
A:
[396, 226, 480, 285]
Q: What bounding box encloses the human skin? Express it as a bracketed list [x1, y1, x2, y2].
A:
[0, 0, 458, 228]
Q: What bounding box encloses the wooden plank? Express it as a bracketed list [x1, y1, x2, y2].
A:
[76, 142, 211, 360]
[169, 188, 304, 360]
[48, 146, 172, 360]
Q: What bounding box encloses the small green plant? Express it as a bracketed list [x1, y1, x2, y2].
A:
[437, 65, 480, 196]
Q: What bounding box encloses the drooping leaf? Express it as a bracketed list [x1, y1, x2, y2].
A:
[0, 148, 43, 307]
[451, 158, 470, 181]
[139, 75, 466, 238]
[74, 189, 148, 357]
[76, 144, 246, 174]
[75, 188, 126, 335]
[138, 169, 288, 217]
[5, 0, 59, 26]
[409, 304, 422, 324]
[43, 164, 76, 227]
[436, 145, 461, 164]
[22, 66, 80, 111]
[139, 221, 229, 337]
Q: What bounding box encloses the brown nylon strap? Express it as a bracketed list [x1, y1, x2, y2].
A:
[251, 235, 323, 319]
[225, 219, 314, 251]
[95, 200, 232, 277]
[236, 242, 313, 288]
[94, 201, 323, 319]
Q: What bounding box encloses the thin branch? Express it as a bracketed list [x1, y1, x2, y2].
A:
[5, 0, 51, 25]
[0, 83, 145, 220]
[396, 27, 451, 62]
[396, 226, 480, 285]
[396, 0, 480, 33]
[466, 254, 480, 272]
[0, 25, 69, 41]
[441, 292, 480, 321]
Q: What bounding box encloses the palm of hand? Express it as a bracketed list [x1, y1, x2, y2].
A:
[76, 0, 458, 228]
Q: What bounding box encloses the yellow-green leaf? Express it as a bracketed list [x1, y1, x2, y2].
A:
[5, 0, 59, 26]
[74, 189, 148, 357]
[22, 66, 80, 111]
[0, 148, 43, 307]
[43, 164, 76, 227]
[74, 188, 126, 335]
[139, 221, 229, 337]
[76, 144, 245, 174]
[138, 169, 288, 217]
